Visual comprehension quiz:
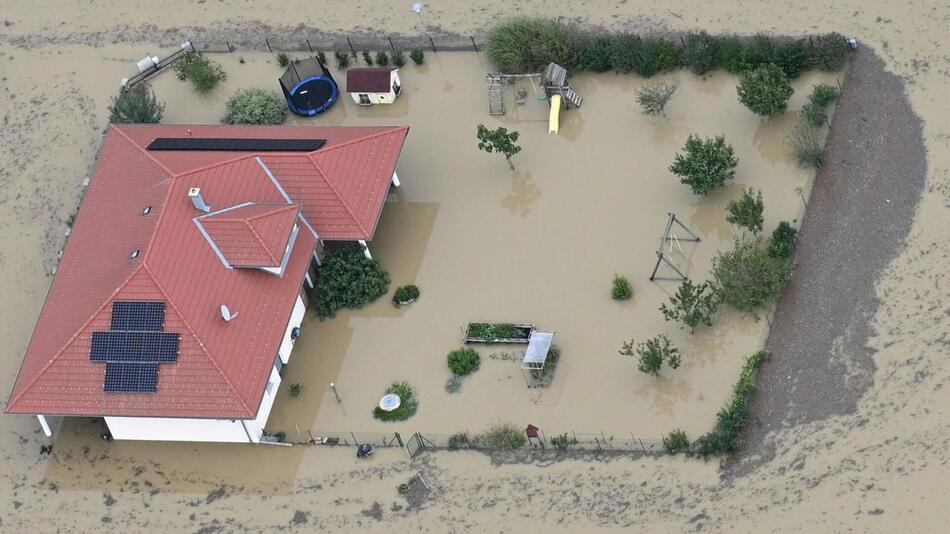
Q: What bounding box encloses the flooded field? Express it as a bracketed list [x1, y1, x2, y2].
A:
[0, 0, 947, 532]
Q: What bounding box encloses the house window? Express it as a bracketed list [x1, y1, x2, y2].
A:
[266, 375, 277, 396]
[359, 94, 371, 104]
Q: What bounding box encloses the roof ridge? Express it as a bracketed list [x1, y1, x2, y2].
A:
[141, 263, 255, 416]
[173, 153, 259, 181]
[7, 264, 148, 410]
[242, 219, 282, 266]
[110, 125, 177, 177]
[307, 126, 408, 156]
[245, 203, 298, 222]
[306, 154, 368, 235]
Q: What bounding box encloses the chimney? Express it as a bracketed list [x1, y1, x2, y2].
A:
[188, 187, 211, 213]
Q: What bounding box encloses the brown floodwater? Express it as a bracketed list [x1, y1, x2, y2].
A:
[0, 0, 947, 531]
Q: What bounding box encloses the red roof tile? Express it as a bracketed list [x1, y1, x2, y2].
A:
[198, 203, 300, 268]
[6, 124, 408, 418]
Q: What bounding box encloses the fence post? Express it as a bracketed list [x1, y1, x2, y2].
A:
[347, 36, 356, 55]
[680, 36, 687, 46]
[639, 438, 646, 452]
[265, 38, 273, 53]
[387, 37, 396, 52]
[394, 432, 404, 447]
[226, 41, 233, 53]
[306, 39, 313, 53]
[350, 431, 358, 445]
[471, 36, 479, 53]
[428, 36, 436, 53]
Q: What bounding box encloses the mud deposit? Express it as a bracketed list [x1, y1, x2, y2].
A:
[1, 1, 947, 532]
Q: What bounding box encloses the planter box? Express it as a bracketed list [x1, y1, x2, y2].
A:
[464, 323, 534, 344]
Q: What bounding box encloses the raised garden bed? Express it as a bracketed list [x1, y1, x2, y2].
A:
[464, 322, 534, 344]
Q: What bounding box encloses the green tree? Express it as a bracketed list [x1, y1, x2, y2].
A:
[222, 89, 286, 125]
[737, 64, 794, 116]
[811, 33, 851, 71]
[712, 238, 791, 313]
[669, 134, 738, 195]
[809, 84, 839, 107]
[767, 221, 797, 259]
[682, 31, 719, 75]
[476, 124, 522, 170]
[108, 83, 165, 123]
[620, 334, 681, 376]
[636, 80, 679, 116]
[660, 280, 719, 332]
[174, 51, 226, 93]
[726, 187, 765, 234]
[799, 102, 828, 127]
[312, 243, 390, 319]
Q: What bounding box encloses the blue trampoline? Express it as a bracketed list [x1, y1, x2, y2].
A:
[279, 57, 338, 116]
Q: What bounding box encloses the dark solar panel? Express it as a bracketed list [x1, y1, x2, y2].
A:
[111, 301, 165, 331]
[90, 331, 179, 363]
[146, 137, 326, 152]
[104, 362, 159, 393]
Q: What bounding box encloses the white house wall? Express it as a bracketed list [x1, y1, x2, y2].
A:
[278, 295, 306, 364]
[243, 365, 281, 442]
[104, 415, 251, 443]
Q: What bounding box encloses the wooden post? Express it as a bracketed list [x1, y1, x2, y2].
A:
[306, 39, 313, 53]
[471, 36, 479, 53]
[388, 37, 396, 52]
[394, 432, 404, 447]
[428, 36, 436, 53]
[265, 38, 273, 53]
[226, 41, 233, 53]
[347, 36, 356, 55]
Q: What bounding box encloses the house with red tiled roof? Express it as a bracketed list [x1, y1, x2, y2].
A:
[346, 67, 402, 105]
[5, 123, 408, 443]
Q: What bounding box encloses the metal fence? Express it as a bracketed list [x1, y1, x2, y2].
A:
[191, 34, 485, 54]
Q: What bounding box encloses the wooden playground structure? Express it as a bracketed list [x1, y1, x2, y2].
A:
[485, 63, 583, 134]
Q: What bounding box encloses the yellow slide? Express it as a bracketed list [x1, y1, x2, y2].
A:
[548, 94, 561, 134]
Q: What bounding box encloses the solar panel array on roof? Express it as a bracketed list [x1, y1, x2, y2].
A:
[146, 138, 326, 152]
[90, 300, 179, 393]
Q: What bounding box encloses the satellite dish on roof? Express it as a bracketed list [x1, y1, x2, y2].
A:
[221, 304, 239, 322]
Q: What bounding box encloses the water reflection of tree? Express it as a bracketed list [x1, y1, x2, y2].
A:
[636, 374, 693, 417]
[501, 171, 541, 216]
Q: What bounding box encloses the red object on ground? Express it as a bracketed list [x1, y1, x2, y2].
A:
[525, 424, 540, 439]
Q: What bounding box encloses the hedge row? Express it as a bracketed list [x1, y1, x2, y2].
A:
[487, 18, 851, 77]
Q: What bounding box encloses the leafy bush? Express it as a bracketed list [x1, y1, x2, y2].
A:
[773, 39, 811, 78]
[375, 51, 390, 66]
[362, 50, 373, 65]
[447, 348, 481, 376]
[530, 344, 561, 382]
[392, 49, 406, 67]
[551, 433, 578, 450]
[669, 134, 738, 195]
[693, 351, 767, 456]
[222, 89, 286, 125]
[289, 382, 302, 397]
[712, 238, 791, 313]
[811, 32, 851, 71]
[742, 34, 775, 70]
[444, 375, 462, 393]
[620, 334, 681, 376]
[486, 17, 580, 73]
[334, 50, 350, 70]
[467, 323, 520, 340]
[639, 38, 681, 76]
[682, 31, 719, 75]
[472, 422, 526, 449]
[717, 36, 747, 73]
[663, 429, 690, 454]
[410, 49, 425, 65]
[577, 34, 614, 72]
[767, 221, 797, 259]
[312, 243, 390, 320]
[660, 280, 719, 332]
[799, 102, 828, 127]
[372, 381, 418, 422]
[737, 64, 794, 116]
[476, 124, 522, 170]
[608, 33, 641, 74]
[109, 83, 165, 123]
[726, 187, 765, 234]
[392, 284, 420, 306]
[809, 83, 839, 107]
[276, 53, 290, 67]
[174, 51, 226, 93]
[611, 274, 633, 300]
[448, 432, 470, 449]
[789, 122, 825, 167]
[636, 80, 679, 115]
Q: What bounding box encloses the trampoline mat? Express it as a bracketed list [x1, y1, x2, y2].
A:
[289, 76, 337, 112]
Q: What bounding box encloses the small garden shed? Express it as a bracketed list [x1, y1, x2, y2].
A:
[346, 68, 402, 105]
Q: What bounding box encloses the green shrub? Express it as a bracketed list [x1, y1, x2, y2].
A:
[288, 382, 302, 397]
[693, 351, 767, 456]
[636, 80, 679, 115]
[109, 83, 165, 123]
[486, 17, 580, 73]
[447, 348, 481, 376]
[276, 53, 290, 67]
[742, 34, 775, 70]
[550, 433, 578, 450]
[334, 50, 350, 70]
[222, 89, 286, 125]
[410, 49, 425, 65]
[611, 274, 633, 300]
[174, 51, 226, 93]
[392, 284, 420, 306]
[392, 50, 406, 67]
[448, 432, 470, 449]
[638, 38, 681, 76]
[663, 429, 690, 454]
[608, 33, 641, 74]
[773, 39, 811, 78]
[444, 375, 462, 393]
[472, 422, 526, 449]
[620, 334, 681, 376]
[811, 32, 851, 71]
[312, 243, 390, 320]
[577, 34, 614, 72]
[372, 381, 419, 421]
[467, 323, 520, 340]
[530, 344, 561, 382]
[660, 280, 719, 332]
[362, 50, 373, 65]
[789, 122, 825, 167]
[669, 134, 738, 195]
[726, 187, 765, 234]
[767, 221, 797, 259]
[737, 64, 794, 116]
[712, 238, 791, 313]
[682, 31, 719, 75]
[717, 35, 747, 73]
[809, 83, 839, 107]
[799, 102, 828, 127]
[375, 50, 390, 66]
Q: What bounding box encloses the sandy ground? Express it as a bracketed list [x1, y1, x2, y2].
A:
[0, 1, 948, 533]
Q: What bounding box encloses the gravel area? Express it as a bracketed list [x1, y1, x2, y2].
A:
[733, 46, 927, 473]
